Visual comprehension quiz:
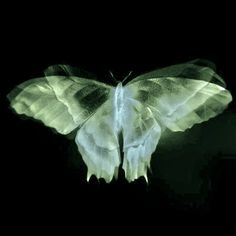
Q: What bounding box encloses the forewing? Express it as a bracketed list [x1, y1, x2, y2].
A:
[8, 65, 112, 135]
[128, 59, 225, 86]
[126, 61, 232, 132]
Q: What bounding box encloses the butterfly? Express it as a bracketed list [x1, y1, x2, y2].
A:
[8, 59, 232, 182]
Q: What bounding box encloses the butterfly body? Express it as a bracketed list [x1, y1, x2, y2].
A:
[114, 82, 124, 133]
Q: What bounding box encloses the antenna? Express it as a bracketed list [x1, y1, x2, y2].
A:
[122, 71, 133, 83]
[108, 70, 118, 83]
[108, 70, 133, 84]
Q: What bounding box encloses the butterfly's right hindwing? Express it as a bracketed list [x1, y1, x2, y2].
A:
[75, 89, 121, 183]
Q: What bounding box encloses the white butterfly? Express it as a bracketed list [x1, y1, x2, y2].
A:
[8, 60, 232, 182]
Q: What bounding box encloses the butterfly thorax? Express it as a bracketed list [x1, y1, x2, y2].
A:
[114, 82, 124, 133]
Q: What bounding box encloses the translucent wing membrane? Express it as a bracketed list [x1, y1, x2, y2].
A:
[121, 60, 232, 182]
[121, 94, 161, 182]
[75, 98, 120, 182]
[129, 59, 226, 87]
[8, 65, 111, 134]
[44, 64, 97, 79]
[127, 60, 232, 132]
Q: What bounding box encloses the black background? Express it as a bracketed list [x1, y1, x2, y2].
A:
[2, 2, 236, 231]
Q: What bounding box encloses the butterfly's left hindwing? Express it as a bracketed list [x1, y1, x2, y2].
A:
[121, 91, 161, 182]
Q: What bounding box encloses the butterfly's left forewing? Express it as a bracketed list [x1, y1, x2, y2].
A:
[126, 67, 232, 133]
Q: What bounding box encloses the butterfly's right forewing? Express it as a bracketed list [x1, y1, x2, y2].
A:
[8, 74, 111, 135]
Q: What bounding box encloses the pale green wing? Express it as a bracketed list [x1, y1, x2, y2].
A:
[129, 59, 226, 86]
[121, 94, 161, 182]
[122, 60, 232, 182]
[75, 96, 120, 183]
[126, 60, 232, 132]
[8, 65, 112, 135]
[8, 65, 120, 182]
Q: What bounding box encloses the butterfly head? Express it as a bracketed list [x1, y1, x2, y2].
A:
[109, 71, 133, 85]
